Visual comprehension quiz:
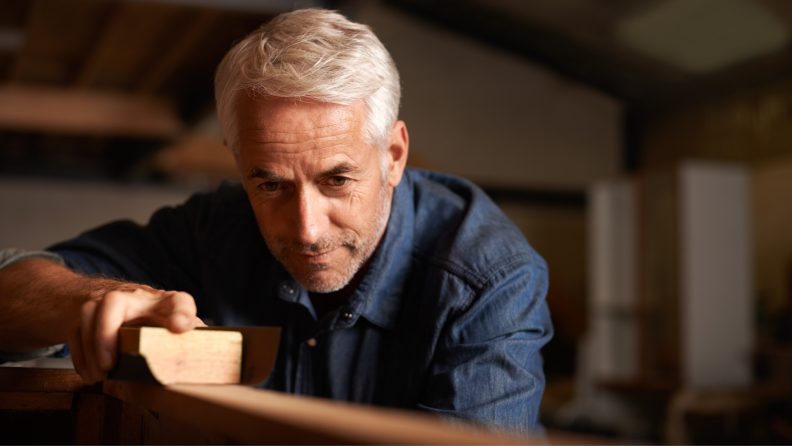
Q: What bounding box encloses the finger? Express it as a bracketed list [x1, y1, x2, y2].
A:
[68, 320, 87, 382]
[93, 291, 131, 371]
[159, 291, 199, 333]
[79, 300, 102, 384]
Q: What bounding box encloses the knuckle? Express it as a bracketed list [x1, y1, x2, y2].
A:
[103, 290, 128, 304]
[173, 291, 195, 306]
[80, 300, 96, 319]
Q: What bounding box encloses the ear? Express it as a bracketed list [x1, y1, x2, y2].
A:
[385, 121, 409, 188]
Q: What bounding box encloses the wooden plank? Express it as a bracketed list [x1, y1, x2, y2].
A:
[0, 368, 100, 393]
[72, 393, 105, 445]
[115, 327, 243, 385]
[0, 391, 73, 410]
[103, 380, 534, 445]
[0, 84, 183, 138]
[102, 394, 146, 445]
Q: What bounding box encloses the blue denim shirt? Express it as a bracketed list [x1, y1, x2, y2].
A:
[49, 168, 553, 435]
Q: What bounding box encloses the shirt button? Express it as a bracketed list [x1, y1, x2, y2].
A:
[306, 338, 317, 347]
[341, 311, 354, 322]
[281, 284, 294, 295]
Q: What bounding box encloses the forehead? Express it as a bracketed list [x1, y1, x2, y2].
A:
[235, 94, 367, 152]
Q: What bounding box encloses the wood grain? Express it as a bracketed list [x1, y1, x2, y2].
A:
[117, 327, 243, 385]
[103, 380, 536, 445]
[201, 326, 281, 386]
[0, 391, 73, 410]
[72, 393, 105, 445]
[0, 368, 100, 393]
[0, 85, 183, 138]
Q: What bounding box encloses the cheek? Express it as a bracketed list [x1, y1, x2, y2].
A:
[247, 198, 284, 237]
[337, 189, 376, 224]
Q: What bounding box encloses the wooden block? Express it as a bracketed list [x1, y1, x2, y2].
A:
[113, 327, 242, 385]
[207, 326, 281, 387]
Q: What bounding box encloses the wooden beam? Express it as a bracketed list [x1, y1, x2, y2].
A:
[103, 380, 532, 445]
[72, 2, 126, 87]
[8, 0, 43, 82]
[137, 9, 218, 94]
[640, 49, 792, 117]
[0, 84, 184, 138]
[385, 0, 669, 102]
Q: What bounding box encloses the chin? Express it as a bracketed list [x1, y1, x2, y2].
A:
[298, 272, 352, 293]
[284, 263, 352, 293]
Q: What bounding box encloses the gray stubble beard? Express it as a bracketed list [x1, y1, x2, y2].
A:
[266, 178, 392, 293]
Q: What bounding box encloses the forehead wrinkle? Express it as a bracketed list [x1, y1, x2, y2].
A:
[240, 118, 352, 135]
[238, 104, 360, 140]
[240, 130, 364, 156]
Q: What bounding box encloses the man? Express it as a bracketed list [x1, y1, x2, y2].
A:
[0, 9, 552, 434]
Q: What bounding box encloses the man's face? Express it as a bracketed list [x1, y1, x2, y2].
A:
[234, 95, 402, 293]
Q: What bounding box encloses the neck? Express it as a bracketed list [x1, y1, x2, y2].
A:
[308, 256, 372, 320]
[309, 187, 391, 319]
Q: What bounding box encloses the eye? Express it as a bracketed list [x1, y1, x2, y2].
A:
[263, 182, 279, 192]
[330, 176, 348, 186]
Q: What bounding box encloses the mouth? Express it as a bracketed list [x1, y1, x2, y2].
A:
[298, 248, 339, 264]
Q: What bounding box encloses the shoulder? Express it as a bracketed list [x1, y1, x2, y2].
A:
[142, 182, 255, 237]
[404, 168, 545, 291]
[154, 181, 251, 222]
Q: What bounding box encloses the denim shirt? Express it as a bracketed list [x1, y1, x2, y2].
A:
[48, 168, 553, 435]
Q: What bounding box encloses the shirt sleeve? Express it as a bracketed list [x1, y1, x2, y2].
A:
[45, 195, 208, 301]
[0, 247, 66, 270]
[418, 256, 553, 436]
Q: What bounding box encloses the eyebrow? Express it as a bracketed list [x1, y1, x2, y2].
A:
[248, 168, 282, 181]
[319, 162, 356, 178]
[247, 162, 356, 181]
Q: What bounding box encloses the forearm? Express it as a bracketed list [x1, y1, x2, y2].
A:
[0, 258, 125, 352]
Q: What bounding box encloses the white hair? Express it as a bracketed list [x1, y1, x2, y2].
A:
[215, 8, 401, 159]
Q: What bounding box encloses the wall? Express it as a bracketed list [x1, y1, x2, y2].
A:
[643, 79, 792, 320]
[354, 2, 623, 190]
[753, 154, 792, 312]
[0, 177, 194, 250]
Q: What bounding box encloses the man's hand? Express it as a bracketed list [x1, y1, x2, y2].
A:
[69, 285, 206, 384]
[0, 258, 205, 385]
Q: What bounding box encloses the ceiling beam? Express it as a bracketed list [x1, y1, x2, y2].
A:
[385, 0, 668, 102]
[8, 0, 44, 82]
[73, 3, 126, 87]
[137, 9, 218, 94]
[639, 48, 792, 117]
[0, 85, 184, 138]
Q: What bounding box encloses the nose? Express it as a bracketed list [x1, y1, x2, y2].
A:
[293, 187, 328, 246]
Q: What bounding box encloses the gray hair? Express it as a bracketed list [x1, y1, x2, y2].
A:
[214, 8, 401, 157]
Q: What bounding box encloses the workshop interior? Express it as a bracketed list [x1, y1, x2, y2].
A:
[1, 0, 792, 444]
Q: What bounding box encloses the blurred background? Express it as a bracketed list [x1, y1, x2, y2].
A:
[1, 0, 791, 443]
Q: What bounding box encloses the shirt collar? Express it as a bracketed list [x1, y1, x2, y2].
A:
[346, 171, 415, 331]
[273, 171, 415, 331]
